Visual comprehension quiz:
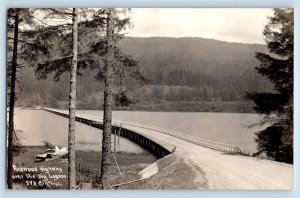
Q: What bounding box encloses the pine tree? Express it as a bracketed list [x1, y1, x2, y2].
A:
[30, 8, 84, 189]
[88, 8, 143, 188]
[101, 9, 114, 188]
[7, 8, 84, 189]
[7, 9, 20, 189]
[6, 8, 50, 189]
[45, 8, 81, 189]
[247, 9, 294, 163]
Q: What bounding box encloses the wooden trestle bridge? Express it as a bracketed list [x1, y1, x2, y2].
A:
[43, 108, 242, 158]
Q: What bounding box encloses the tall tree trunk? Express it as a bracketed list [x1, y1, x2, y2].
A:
[68, 8, 78, 189]
[100, 9, 114, 189]
[7, 9, 19, 189]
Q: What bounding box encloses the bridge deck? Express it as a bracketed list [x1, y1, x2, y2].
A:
[43, 108, 241, 155]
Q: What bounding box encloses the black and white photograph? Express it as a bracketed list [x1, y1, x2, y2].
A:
[6, 8, 294, 190]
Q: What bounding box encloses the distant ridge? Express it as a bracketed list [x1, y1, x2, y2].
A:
[16, 36, 272, 112]
[122, 36, 266, 46]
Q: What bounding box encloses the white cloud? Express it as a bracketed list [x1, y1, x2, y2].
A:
[127, 8, 274, 44]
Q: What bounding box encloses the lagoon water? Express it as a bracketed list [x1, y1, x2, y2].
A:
[79, 110, 266, 154]
[14, 109, 265, 154]
[14, 109, 145, 153]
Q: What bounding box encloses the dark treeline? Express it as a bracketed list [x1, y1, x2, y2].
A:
[16, 37, 273, 112]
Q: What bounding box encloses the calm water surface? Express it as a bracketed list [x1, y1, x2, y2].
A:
[15, 109, 266, 154]
[14, 109, 145, 153]
[79, 110, 266, 154]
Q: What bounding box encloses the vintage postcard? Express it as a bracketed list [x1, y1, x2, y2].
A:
[6, 8, 293, 190]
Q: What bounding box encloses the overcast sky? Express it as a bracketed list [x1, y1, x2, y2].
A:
[127, 8, 274, 44]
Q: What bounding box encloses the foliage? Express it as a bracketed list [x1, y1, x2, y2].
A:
[247, 9, 294, 163]
[88, 8, 138, 188]
[7, 8, 50, 189]
[114, 91, 132, 107]
[25, 9, 143, 112]
[16, 37, 273, 111]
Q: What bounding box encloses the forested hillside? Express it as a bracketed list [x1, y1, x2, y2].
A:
[15, 37, 273, 112]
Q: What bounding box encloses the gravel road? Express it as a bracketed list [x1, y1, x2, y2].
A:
[125, 125, 293, 190]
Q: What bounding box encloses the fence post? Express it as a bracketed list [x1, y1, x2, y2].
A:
[118, 124, 121, 143]
[114, 126, 117, 157]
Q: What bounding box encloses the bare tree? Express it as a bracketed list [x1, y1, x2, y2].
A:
[68, 8, 78, 189]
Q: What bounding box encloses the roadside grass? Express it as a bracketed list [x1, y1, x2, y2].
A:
[13, 147, 208, 189]
[13, 146, 156, 189]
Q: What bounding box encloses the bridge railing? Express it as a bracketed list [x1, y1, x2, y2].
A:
[111, 120, 242, 154]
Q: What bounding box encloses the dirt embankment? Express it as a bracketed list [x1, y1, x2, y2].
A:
[119, 153, 208, 189]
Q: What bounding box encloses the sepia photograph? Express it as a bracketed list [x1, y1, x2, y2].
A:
[6, 8, 293, 190]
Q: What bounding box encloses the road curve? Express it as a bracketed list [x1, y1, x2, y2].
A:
[124, 124, 293, 190]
